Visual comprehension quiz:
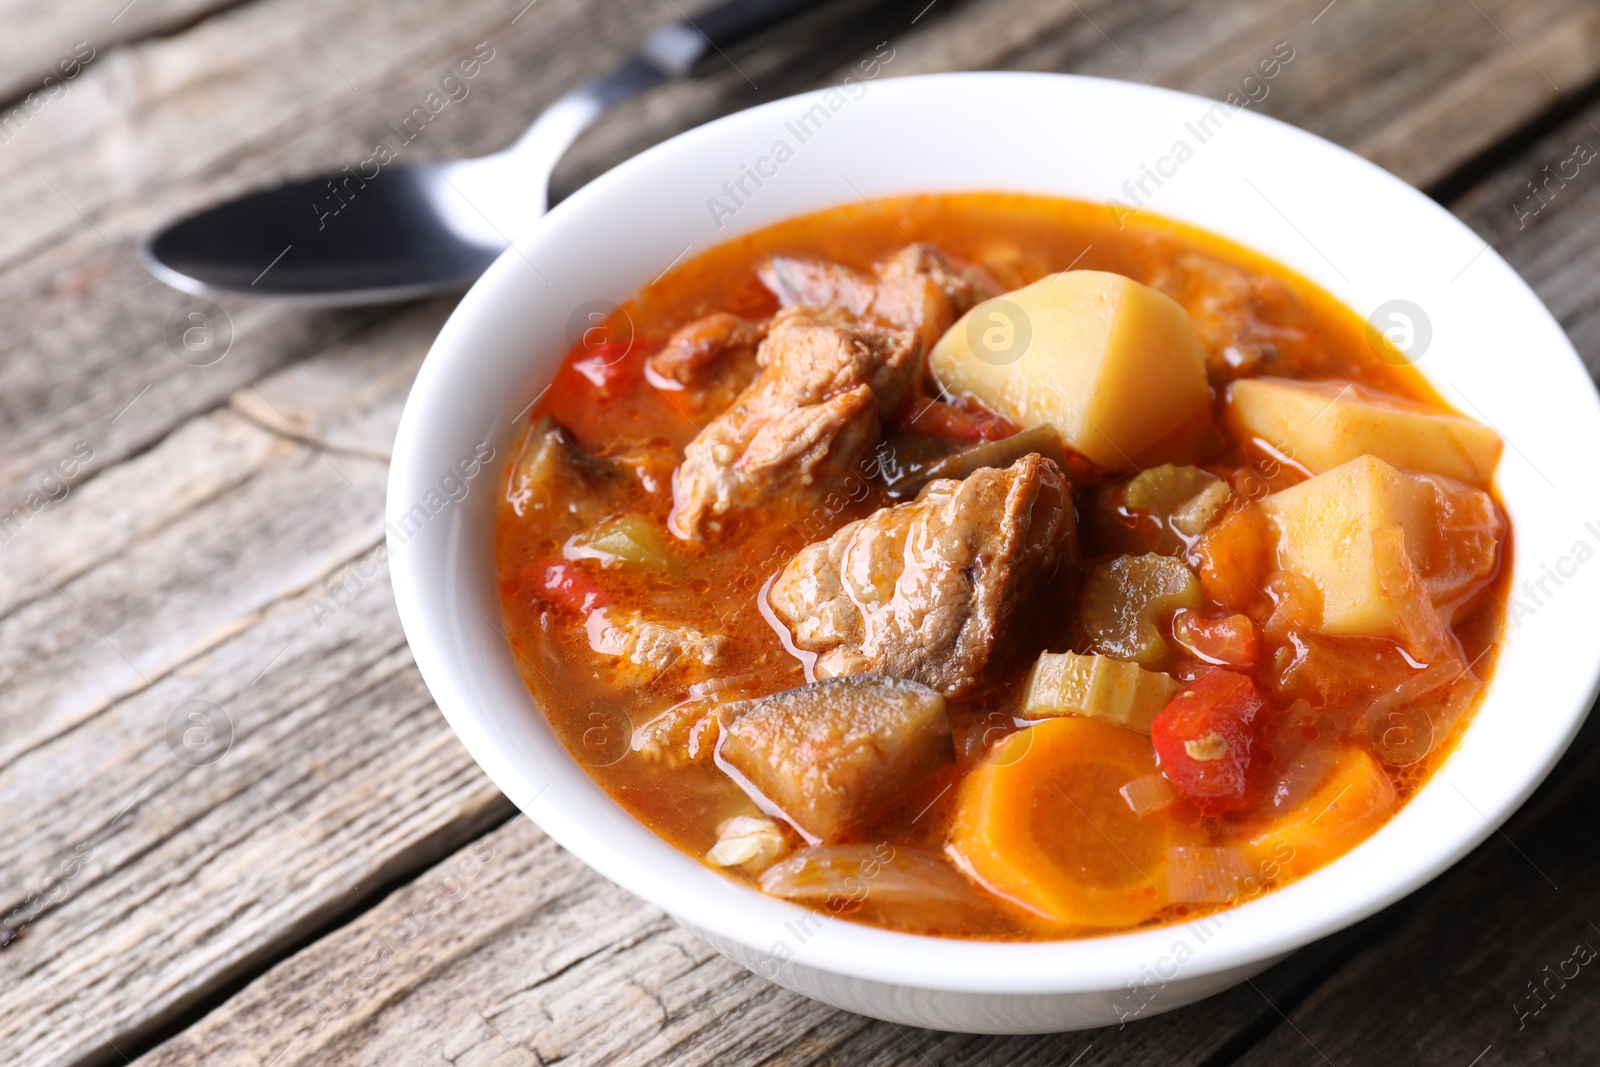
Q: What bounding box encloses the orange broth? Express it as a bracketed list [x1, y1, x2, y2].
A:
[493, 192, 1510, 940]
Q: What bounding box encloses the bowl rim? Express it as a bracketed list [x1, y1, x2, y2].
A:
[388, 70, 1600, 997]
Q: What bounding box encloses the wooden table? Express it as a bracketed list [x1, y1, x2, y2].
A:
[4, 0, 1599, 1063]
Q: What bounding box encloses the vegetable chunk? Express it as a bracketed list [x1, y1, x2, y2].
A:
[1228, 377, 1502, 487]
[929, 271, 1211, 470]
[1079, 554, 1203, 666]
[947, 716, 1203, 929]
[718, 676, 951, 842]
[1243, 749, 1396, 877]
[1260, 455, 1502, 643]
[1020, 650, 1181, 732]
[1150, 670, 1267, 815]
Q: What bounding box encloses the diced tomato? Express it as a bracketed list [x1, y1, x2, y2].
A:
[527, 558, 609, 613]
[568, 341, 635, 397]
[1150, 670, 1267, 815]
[1172, 610, 1261, 668]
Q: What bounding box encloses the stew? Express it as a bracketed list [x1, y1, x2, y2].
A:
[493, 192, 1509, 940]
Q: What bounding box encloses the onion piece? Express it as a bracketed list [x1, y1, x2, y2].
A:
[759, 845, 979, 905]
[706, 816, 789, 873]
[1119, 773, 1179, 816]
[1165, 846, 1253, 904]
[1371, 524, 1450, 663]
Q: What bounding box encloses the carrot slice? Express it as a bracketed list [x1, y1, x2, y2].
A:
[1194, 502, 1271, 612]
[947, 717, 1203, 930]
[1242, 748, 1396, 879]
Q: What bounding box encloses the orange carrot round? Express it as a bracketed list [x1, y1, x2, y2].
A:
[948, 717, 1202, 930]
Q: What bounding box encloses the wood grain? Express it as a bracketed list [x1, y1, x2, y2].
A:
[134, 813, 1389, 1067]
[0, 559, 510, 1067]
[0, 410, 386, 768]
[3, 0, 1600, 1065]
[1220, 93, 1600, 1067]
[0, 0, 244, 105]
[229, 299, 453, 461]
[1450, 96, 1600, 379]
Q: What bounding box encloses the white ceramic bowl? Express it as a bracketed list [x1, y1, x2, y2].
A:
[388, 72, 1600, 1033]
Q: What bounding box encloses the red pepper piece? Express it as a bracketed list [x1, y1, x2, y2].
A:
[528, 558, 609, 613]
[1150, 669, 1266, 815]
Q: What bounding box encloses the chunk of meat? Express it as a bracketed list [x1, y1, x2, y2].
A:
[880, 243, 1006, 311]
[647, 312, 767, 386]
[668, 308, 917, 537]
[768, 453, 1075, 696]
[705, 815, 790, 874]
[760, 243, 1000, 352]
[668, 245, 1002, 540]
[1148, 253, 1317, 383]
[584, 609, 726, 686]
[718, 676, 951, 842]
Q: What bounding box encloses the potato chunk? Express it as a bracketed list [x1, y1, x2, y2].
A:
[1227, 378, 1502, 487]
[1260, 455, 1501, 643]
[929, 271, 1210, 470]
[719, 676, 951, 842]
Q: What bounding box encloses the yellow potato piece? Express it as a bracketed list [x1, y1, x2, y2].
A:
[1261, 456, 1442, 642]
[1227, 377, 1502, 487]
[929, 270, 1210, 470]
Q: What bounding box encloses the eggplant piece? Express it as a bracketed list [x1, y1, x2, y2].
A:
[883, 424, 1068, 497]
[505, 416, 622, 522]
[718, 676, 951, 843]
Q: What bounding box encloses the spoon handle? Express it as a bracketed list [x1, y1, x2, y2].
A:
[507, 0, 833, 183]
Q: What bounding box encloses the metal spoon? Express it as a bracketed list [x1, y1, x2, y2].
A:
[143, 0, 831, 306]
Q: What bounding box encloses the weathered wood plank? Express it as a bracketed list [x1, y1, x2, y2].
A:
[0, 411, 386, 768]
[6, 1, 1600, 1066]
[134, 812, 1387, 1067]
[1217, 94, 1600, 1066]
[7, 0, 1600, 499]
[0, 410, 290, 620]
[229, 299, 451, 461]
[0, 562, 510, 1067]
[0, 0, 243, 105]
